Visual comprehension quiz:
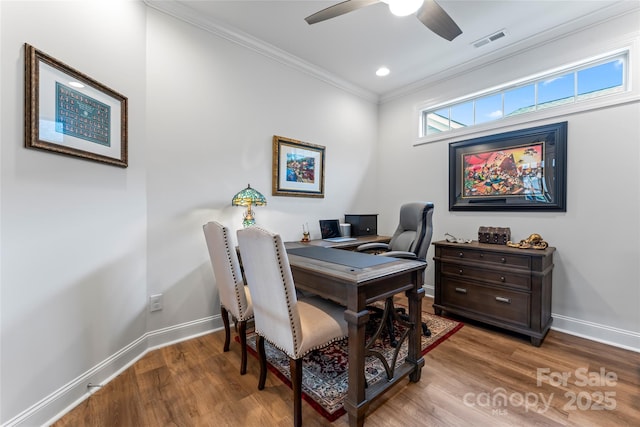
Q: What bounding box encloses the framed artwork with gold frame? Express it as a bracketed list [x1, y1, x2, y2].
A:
[24, 43, 128, 167]
[272, 135, 325, 198]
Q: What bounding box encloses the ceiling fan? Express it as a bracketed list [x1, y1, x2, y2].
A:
[305, 0, 462, 41]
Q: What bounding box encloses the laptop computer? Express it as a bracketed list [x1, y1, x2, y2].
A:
[319, 219, 356, 242]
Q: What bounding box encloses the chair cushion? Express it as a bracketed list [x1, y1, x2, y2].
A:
[392, 231, 416, 251]
[241, 285, 253, 321]
[295, 297, 348, 358]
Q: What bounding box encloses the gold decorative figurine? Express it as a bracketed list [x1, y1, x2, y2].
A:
[507, 233, 549, 250]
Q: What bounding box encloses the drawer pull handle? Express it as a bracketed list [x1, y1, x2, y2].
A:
[458, 252, 464, 258]
[459, 269, 463, 275]
[501, 257, 506, 263]
[455, 287, 467, 294]
[500, 276, 506, 282]
[495, 296, 511, 304]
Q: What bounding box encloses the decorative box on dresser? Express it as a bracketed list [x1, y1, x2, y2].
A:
[433, 240, 555, 346]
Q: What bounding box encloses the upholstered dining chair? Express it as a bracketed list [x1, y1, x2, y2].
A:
[237, 226, 348, 427]
[203, 221, 253, 375]
[356, 202, 435, 344]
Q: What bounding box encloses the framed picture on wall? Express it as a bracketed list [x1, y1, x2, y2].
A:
[24, 43, 128, 167]
[449, 122, 567, 211]
[272, 135, 325, 198]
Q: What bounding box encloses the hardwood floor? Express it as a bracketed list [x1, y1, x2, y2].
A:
[53, 297, 640, 426]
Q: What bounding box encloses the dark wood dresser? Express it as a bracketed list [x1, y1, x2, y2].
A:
[433, 240, 555, 346]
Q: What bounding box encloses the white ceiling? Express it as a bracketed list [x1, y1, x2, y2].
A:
[148, 1, 639, 100]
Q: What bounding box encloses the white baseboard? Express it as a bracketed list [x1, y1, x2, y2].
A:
[2, 316, 224, 427]
[423, 285, 434, 297]
[550, 313, 640, 353]
[423, 285, 639, 352]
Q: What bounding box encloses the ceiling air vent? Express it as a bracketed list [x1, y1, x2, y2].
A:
[472, 29, 507, 48]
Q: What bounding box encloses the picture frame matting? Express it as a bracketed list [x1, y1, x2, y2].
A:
[24, 43, 128, 167]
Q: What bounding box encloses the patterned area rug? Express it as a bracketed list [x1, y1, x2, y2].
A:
[240, 308, 463, 421]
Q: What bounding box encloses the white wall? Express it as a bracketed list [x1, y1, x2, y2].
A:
[144, 7, 379, 333]
[377, 10, 640, 349]
[0, 1, 379, 425]
[1, 0, 148, 425]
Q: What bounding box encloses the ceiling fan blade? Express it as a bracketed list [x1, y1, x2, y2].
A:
[417, 0, 462, 41]
[305, 0, 381, 25]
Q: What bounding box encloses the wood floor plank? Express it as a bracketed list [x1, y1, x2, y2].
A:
[52, 297, 640, 426]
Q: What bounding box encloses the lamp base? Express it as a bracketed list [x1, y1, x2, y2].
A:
[242, 208, 256, 228]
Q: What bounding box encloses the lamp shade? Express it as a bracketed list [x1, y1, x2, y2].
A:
[232, 184, 266, 227]
[231, 184, 267, 207]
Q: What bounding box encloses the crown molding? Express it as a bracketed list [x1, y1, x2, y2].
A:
[380, 1, 640, 103]
[143, 0, 379, 104]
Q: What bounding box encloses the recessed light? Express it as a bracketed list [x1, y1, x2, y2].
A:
[376, 67, 390, 77]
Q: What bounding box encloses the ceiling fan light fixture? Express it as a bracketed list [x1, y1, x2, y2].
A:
[376, 67, 390, 77]
[383, 0, 424, 17]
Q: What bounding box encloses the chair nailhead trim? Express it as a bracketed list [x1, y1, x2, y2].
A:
[272, 234, 300, 354]
[256, 332, 348, 359]
[222, 228, 244, 314]
[221, 226, 252, 322]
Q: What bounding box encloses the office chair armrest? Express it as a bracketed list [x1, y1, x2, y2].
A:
[356, 242, 390, 252]
[378, 250, 418, 259]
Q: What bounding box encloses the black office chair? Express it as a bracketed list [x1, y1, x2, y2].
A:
[356, 202, 434, 346]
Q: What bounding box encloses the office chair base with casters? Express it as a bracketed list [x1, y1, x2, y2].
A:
[368, 299, 431, 348]
[393, 305, 431, 337]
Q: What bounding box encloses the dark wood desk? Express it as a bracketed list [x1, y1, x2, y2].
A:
[285, 242, 426, 427]
[299, 235, 391, 250]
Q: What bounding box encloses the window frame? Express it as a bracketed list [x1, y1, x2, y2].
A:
[416, 48, 631, 145]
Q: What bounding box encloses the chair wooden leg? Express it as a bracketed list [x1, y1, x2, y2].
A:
[290, 358, 303, 427]
[221, 306, 231, 352]
[257, 335, 267, 390]
[238, 320, 248, 375]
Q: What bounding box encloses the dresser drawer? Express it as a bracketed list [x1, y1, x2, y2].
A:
[441, 279, 530, 327]
[441, 263, 531, 290]
[434, 240, 555, 346]
[440, 247, 531, 269]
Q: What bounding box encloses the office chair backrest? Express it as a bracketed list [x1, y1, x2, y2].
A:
[388, 202, 435, 261]
[237, 226, 301, 358]
[203, 221, 252, 321]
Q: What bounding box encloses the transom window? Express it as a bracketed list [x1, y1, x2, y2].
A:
[420, 51, 628, 137]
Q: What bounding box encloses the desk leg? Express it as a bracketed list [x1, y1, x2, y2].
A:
[407, 271, 425, 382]
[344, 308, 369, 427]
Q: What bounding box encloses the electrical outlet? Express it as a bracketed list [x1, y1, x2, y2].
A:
[149, 294, 163, 312]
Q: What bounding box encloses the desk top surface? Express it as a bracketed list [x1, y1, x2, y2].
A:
[284, 239, 425, 285]
[295, 235, 390, 250]
[287, 246, 398, 269]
